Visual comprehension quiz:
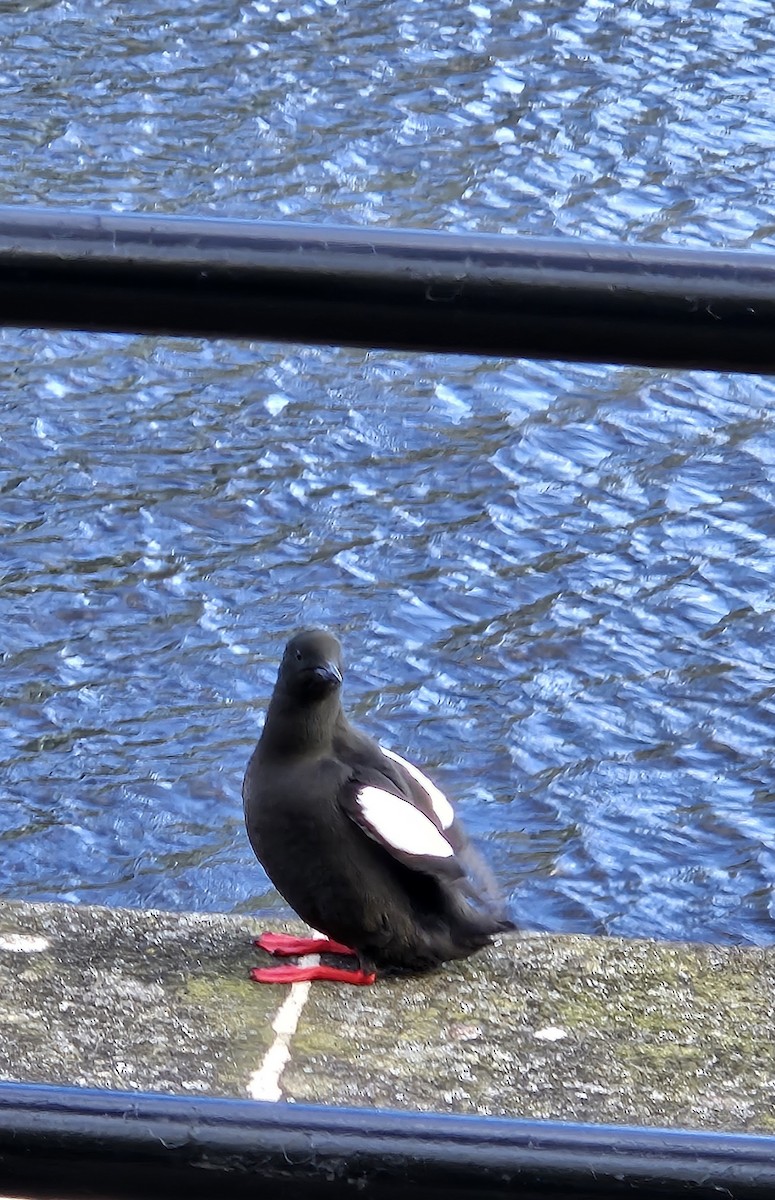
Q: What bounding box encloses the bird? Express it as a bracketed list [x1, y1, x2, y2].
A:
[243, 628, 514, 985]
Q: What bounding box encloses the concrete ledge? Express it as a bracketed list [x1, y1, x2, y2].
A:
[0, 900, 772, 1132]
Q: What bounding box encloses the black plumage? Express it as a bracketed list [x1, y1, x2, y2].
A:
[243, 629, 514, 981]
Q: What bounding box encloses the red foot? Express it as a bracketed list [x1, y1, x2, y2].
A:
[255, 931, 356, 958]
[250, 964, 376, 986]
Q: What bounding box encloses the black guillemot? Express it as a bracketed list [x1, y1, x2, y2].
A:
[243, 629, 514, 985]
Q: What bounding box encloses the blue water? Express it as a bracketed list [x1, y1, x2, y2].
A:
[2, 0, 775, 944]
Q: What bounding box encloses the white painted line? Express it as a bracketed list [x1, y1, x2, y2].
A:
[247, 931, 324, 1102]
[0, 934, 50, 952]
[534, 1025, 568, 1041]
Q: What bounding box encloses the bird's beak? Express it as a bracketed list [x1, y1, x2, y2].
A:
[314, 661, 343, 685]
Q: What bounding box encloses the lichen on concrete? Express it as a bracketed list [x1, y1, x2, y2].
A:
[286, 932, 775, 1131]
[0, 900, 275, 1096]
[1, 899, 774, 1133]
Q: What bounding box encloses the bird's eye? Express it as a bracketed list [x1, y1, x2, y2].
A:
[295, 649, 303, 661]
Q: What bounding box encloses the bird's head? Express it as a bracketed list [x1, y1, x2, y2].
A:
[277, 628, 344, 703]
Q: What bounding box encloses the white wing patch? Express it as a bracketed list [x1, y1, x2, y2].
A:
[380, 747, 455, 830]
[356, 786, 455, 859]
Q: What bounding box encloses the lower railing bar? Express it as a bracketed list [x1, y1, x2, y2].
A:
[0, 1082, 772, 1199]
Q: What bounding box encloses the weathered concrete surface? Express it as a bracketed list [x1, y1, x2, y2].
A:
[292, 936, 775, 1130]
[0, 899, 774, 1131]
[0, 901, 276, 1096]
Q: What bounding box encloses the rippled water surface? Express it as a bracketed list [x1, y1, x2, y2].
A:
[2, 0, 775, 943]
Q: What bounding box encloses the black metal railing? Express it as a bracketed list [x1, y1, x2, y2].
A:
[0, 205, 773, 372]
[0, 1081, 772, 1200]
[1, 210, 773, 1198]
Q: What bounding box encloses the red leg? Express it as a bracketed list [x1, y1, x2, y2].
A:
[250, 963, 376, 986]
[255, 931, 356, 958]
